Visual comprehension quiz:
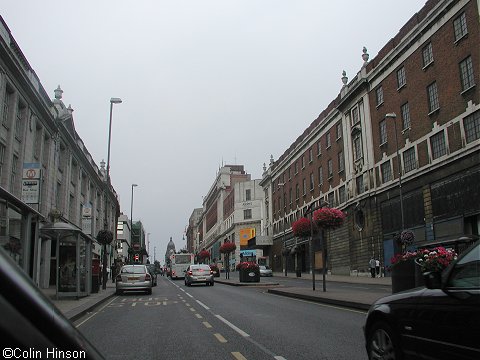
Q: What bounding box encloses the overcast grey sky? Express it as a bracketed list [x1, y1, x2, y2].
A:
[2, 0, 423, 260]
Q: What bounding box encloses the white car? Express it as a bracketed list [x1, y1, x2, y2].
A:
[259, 265, 273, 277]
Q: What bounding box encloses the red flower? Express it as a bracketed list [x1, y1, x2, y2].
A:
[219, 242, 236, 254]
[198, 250, 210, 260]
[292, 217, 316, 238]
[236, 262, 259, 271]
[313, 207, 346, 230]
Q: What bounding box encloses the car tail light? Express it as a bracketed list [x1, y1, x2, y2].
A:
[172, 270, 176, 276]
[210, 270, 213, 274]
[187, 270, 193, 275]
[145, 273, 151, 281]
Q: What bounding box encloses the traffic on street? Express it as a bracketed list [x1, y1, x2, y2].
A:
[75, 276, 368, 360]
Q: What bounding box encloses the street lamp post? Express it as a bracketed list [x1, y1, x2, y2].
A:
[386, 113, 405, 230]
[102, 97, 122, 290]
[130, 183, 138, 262]
[106, 98, 122, 184]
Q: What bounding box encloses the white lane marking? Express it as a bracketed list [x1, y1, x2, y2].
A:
[75, 297, 118, 327]
[195, 313, 203, 319]
[214, 333, 228, 343]
[232, 352, 248, 360]
[274, 357, 287, 360]
[196, 300, 210, 310]
[203, 321, 212, 328]
[215, 315, 250, 337]
[186, 292, 193, 298]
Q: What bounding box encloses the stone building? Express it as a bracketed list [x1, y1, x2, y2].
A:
[261, 0, 479, 276]
[0, 17, 120, 296]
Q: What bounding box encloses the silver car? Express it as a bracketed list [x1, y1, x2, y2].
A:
[184, 264, 214, 286]
[259, 265, 273, 277]
[115, 265, 152, 295]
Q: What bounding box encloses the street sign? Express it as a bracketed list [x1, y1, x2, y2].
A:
[21, 163, 41, 204]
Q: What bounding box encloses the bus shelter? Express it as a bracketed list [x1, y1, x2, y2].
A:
[40, 222, 92, 299]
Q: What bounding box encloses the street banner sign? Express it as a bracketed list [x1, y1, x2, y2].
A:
[21, 163, 41, 204]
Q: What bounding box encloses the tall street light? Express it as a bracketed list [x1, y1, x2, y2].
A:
[130, 183, 138, 262]
[385, 113, 405, 230]
[106, 97, 122, 184]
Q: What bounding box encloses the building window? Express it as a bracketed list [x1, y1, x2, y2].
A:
[317, 141, 322, 156]
[396, 66, 406, 89]
[327, 159, 333, 178]
[302, 178, 306, 196]
[453, 12, 468, 42]
[459, 56, 475, 92]
[15, 102, 26, 141]
[244, 209, 252, 220]
[295, 184, 300, 200]
[289, 188, 293, 206]
[10, 154, 18, 194]
[328, 192, 335, 207]
[379, 120, 387, 145]
[42, 135, 50, 167]
[288, 167, 291, 180]
[401, 102, 411, 130]
[301, 155, 305, 169]
[381, 161, 392, 183]
[309, 148, 313, 163]
[318, 166, 323, 186]
[309, 172, 314, 191]
[353, 135, 363, 160]
[422, 42, 434, 68]
[283, 192, 287, 210]
[403, 147, 417, 173]
[351, 106, 360, 126]
[427, 81, 440, 113]
[336, 123, 342, 140]
[245, 189, 251, 201]
[464, 111, 480, 143]
[338, 186, 346, 204]
[430, 131, 447, 160]
[294, 161, 298, 174]
[326, 132, 331, 148]
[338, 151, 344, 173]
[375, 86, 384, 107]
[0, 143, 5, 180]
[2, 86, 14, 129]
[356, 175, 364, 195]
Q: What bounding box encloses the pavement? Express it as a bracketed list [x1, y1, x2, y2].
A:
[41, 272, 391, 321]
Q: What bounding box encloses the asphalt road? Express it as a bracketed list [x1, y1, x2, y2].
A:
[76, 276, 368, 360]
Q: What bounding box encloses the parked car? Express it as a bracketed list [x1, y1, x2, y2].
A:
[259, 265, 273, 277]
[115, 265, 152, 295]
[0, 247, 104, 359]
[146, 264, 158, 286]
[184, 264, 214, 286]
[364, 241, 480, 360]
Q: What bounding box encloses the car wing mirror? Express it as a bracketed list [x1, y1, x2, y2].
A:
[424, 271, 442, 289]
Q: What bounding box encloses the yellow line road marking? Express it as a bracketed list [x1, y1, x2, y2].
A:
[232, 352, 247, 360]
[203, 321, 212, 328]
[195, 313, 203, 319]
[214, 333, 227, 343]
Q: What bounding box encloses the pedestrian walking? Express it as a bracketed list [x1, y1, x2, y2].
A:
[375, 259, 380, 277]
[369, 258, 376, 278]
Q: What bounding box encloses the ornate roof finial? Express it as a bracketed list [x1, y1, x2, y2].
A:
[67, 104, 74, 115]
[100, 159, 106, 170]
[54, 85, 63, 100]
[269, 154, 274, 165]
[341, 70, 348, 86]
[362, 47, 369, 65]
[263, 163, 267, 172]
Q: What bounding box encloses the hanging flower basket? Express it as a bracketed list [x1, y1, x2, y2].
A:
[313, 207, 346, 230]
[395, 229, 415, 247]
[292, 217, 315, 238]
[219, 242, 236, 254]
[97, 230, 113, 245]
[198, 250, 210, 261]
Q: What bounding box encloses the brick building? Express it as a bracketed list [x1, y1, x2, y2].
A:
[261, 0, 479, 276]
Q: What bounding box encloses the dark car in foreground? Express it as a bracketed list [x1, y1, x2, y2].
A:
[184, 264, 214, 286]
[0, 248, 104, 359]
[364, 241, 480, 360]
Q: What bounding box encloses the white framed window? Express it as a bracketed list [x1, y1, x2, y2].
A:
[427, 81, 440, 113]
[401, 102, 411, 130]
[327, 159, 333, 178]
[379, 120, 387, 145]
[375, 86, 384, 107]
[338, 151, 344, 173]
[309, 172, 314, 191]
[336, 122, 342, 140]
[381, 161, 392, 183]
[353, 134, 363, 160]
[396, 66, 406, 89]
[317, 141, 322, 156]
[459, 56, 475, 92]
[244, 209, 252, 220]
[308, 148, 313, 163]
[326, 131, 331, 148]
[430, 131, 447, 160]
[453, 12, 468, 42]
[403, 147, 417, 173]
[318, 166, 323, 186]
[422, 42, 434, 68]
[464, 110, 480, 143]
